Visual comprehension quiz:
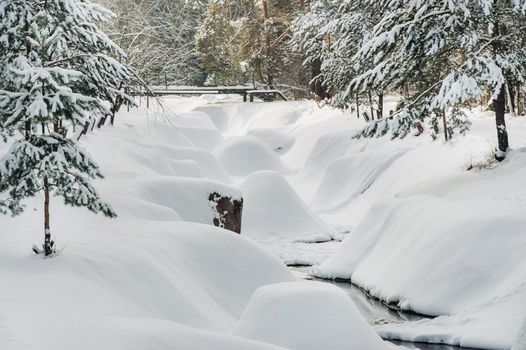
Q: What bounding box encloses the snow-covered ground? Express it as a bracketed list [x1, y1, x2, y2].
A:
[0, 96, 392, 350]
[193, 97, 526, 350]
[1, 94, 525, 349]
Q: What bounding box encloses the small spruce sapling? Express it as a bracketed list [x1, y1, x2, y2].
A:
[0, 0, 132, 256]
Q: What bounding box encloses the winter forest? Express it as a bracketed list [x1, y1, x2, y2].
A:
[1, 0, 526, 349]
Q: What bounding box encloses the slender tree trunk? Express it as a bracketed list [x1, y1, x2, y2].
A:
[368, 91, 374, 120]
[25, 121, 31, 140]
[310, 58, 328, 100]
[492, 14, 509, 161]
[377, 92, 384, 119]
[356, 101, 360, 119]
[442, 109, 449, 142]
[494, 85, 509, 161]
[43, 177, 53, 256]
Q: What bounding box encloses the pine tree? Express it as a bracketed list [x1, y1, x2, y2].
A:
[0, 0, 131, 256]
[294, 1, 526, 157]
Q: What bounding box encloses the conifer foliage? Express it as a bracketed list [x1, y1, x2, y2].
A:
[0, 0, 131, 256]
[293, 0, 526, 160]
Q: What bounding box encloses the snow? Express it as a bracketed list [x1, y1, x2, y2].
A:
[213, 136, 287, 177]
[0, 97, 379, 350]
[188, 99, 526, 349]
[514, 317, 526, 350]
[241, 170, 335, 242]
[233, 281, 389, 350]
[246, 128, 296, 154]
[2, 94, 526, 349]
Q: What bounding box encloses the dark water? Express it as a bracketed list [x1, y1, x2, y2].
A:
[290, 267, 484, 350]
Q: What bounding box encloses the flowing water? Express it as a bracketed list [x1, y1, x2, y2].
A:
[290, 267, 484, 350]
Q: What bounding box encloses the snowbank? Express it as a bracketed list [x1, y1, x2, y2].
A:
[233, 281, 388, 350]
[312, 148, 408, 212]
[314, 146, 526, 349]
[241, 171, 335, 242]
[0, 220, 295, 349]
[213, 136, 287, 177]
[137, 177, 241, 225]
[0, 101, 300, 349]
[247, 128, 295, 154]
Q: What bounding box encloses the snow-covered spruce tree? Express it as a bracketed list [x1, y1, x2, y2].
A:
[0, 0, 131, 256]
[293, 0, 386, 117]
[345, 0, 526, 159]
[292, 0, 340, 100]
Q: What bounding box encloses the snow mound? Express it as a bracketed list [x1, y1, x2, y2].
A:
[312, 149, 408, 211]
[174, 125, 224, 151]
[137, 178, 241, 225]
[142, 122, 195, 148]
[376, 284, 526, 350]
[124, 145, 231, 183]
[241, 171, 335, 241]
[247, 128, 295, 154]
[172, 111, 218, 129]
[193, 106, 230, 131]
[316, 194, 526, 315]
[233, 281, 388, 350]
[213, 136, 286, 177]
[0, 221, 294, 348]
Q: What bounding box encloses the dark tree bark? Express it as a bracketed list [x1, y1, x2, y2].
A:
[377, 92, 384, 119]
[310, 58, 329, 100]
[442, 109, 450, 142]
[43, 177, 53, 256]
[494, 85, 509, 161]
[491, 17, 509, 161]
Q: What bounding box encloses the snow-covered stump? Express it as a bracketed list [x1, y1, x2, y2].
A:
[209, 192, 243, 234]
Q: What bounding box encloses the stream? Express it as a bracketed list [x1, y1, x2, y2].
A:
[290, 267, 483, 350]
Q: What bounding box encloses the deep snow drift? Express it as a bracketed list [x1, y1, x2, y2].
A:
[0, 98, 393, 350]
[234, 281, 387, 350]
[2, 94, 524, 349]
[187, 98, 526, 350]
[241, 171, 335, 242]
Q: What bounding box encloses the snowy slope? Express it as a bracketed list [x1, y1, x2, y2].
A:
[0, 97, 393, 350]
[190, 99, 526, 349]
[234, 281, 388, 350]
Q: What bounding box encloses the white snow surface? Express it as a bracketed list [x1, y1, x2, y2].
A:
[190, 99, 526, 349]
[514, 317, 526, 350]
[233, 281, 388, 350]
[0, 97, 388, 350]
[2, 94, 525, 349]
[241, 171, 335, 242]
[213, 136, 287, 176]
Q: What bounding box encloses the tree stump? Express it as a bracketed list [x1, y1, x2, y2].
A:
[209, 192, 243, 234]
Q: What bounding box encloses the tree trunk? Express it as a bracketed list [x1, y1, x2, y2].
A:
[377, 92, 384, 119]
[310, 58, 328, 100]
[491, 14, 509, 161]
[494, 85, 509, 161]
[368, 91, 375, 120]
[442, 109, 449, 142]
[43, 177, 53, 256]
[25, 121, 31, 141]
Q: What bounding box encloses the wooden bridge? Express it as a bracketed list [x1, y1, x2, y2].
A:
[130, 85, 288, 103]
